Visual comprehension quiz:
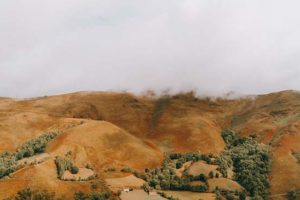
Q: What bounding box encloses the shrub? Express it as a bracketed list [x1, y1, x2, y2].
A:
[169, 153, 182, 160]
[195, 174, 207, 182]
[121, 166, 132, 173]
[70, 165, 79, 174]
[209, 171, 214, 179]
[85, 163, 93, 170]
[90, 182, 98, 190]
[175, 162, 182, 169]
[89, 192, 109, 200]
[74, 192, 88, 200]
[287, 189, 297, 200]
[14, 188, 55, 200]
[54, 156, 79, 178]
[239, 191, 246, 200]
[221, 130, 236, 145]
[105, 167, 115, 172]
[225, 193, 235, 200]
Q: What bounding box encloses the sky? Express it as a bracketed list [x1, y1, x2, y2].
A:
[1, 0, 300, 98]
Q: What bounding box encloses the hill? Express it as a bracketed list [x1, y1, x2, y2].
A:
[0, 90, 300, 199]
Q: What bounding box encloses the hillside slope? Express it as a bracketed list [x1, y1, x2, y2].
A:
[0, 90, 300, 198]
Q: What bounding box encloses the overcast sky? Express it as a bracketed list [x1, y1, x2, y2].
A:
[1, 0, 300, 98]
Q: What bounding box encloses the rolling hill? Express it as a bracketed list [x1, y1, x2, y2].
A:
[0, 90, 300, 199]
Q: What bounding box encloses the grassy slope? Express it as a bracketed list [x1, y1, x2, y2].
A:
[0, 90, 300, 198]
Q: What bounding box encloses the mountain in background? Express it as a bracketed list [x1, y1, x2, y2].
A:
[0, 90, 300, 199]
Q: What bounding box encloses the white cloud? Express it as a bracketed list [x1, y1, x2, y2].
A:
[1, 0, 300, 97]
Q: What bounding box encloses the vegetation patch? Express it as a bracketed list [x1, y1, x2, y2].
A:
[17, 153, 50, 168]
[292, 150, 300, 164]
[73, 191, 114, 200]
[16, 131, 59, 159]
[219, 130, 271, 199]
[54, 154, 79, 179]
[0, 152, 17, 179]
[0, 131, 59, 179]
[187, 161, 219, 178]
[54, 152, 95, 181]
[141, 152, 218, 192]
[286, 189, 300, 200]
[4, 188, 116, 200]
[149, 96, 170, 132]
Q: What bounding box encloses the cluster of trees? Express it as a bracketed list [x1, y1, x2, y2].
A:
[220, 130, 271, 200]
[4, 188, 116, 200]
[54, 155, 79, 178]
[0, 132, 59, 179]
[73, 191, 113, 200]
[0, 152, 18, 179]
[4, 188, 56, 200]
[217, 130, 236, 177]
[157, 191, 179, 200]
[214, 188, 247, 200]
[142, 152, 218, 192]
[16, 131, 59, 160]
[169, 152, 217, 169]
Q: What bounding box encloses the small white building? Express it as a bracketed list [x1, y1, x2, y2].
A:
[123, 188, 130, 192]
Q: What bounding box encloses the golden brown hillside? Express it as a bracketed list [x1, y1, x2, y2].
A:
[0, 90, 300, 199]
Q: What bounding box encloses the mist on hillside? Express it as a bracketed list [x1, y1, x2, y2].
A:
[1, 0, 300, 98]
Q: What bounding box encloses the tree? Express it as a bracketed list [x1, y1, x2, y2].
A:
[221, 130, 236, 145]
[15, 188, 32, 200]
[70, 165, 79, 174]
[149, 178, 160, 187]
[239, 191, 246, 200]
[175, 162, 182, 169]
[54, 156, 79, 178]
[15, 188, 55, 200]
[215, 189, 222, 200]
[191, 185, 207, 192]
[161, 180, 170, 190]
[287, 189, 297, 200]
[74, 192, 88, 200]
[209, 171, 214, 179]
[121, 166, 132, 173]
[198, 174, 207, 182]
[225, 193, 235, 200]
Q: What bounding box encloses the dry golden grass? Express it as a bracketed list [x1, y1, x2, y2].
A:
[175, 161, 192, 177]
[1, 90, 300, 197]
[106, 175, 145, 190]
[0, 159, 93, 199]
[47, 120, 163, 170]
[207, 178, 244, 192]
[187, 161, 220, 177]
[61, 168, 95, 181]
